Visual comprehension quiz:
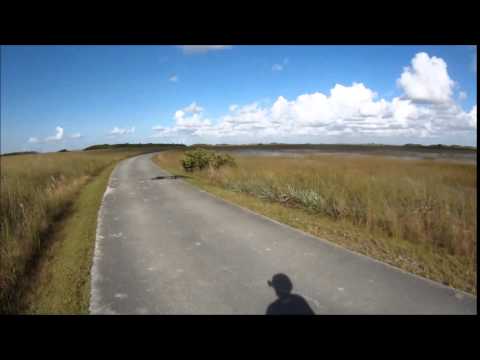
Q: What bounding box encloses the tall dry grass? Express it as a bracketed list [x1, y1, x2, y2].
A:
[157, 151, 477, 260]
[0, 149, 145, 311]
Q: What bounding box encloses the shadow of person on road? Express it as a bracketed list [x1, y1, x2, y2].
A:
[266, 273, 315, 315]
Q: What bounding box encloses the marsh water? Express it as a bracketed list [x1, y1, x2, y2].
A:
[227, 148, 477, 164]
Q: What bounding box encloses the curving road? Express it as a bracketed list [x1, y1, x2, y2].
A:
[89, 153, 476, 314]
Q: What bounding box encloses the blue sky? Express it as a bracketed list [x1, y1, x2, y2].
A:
[1, 45, 476, 153]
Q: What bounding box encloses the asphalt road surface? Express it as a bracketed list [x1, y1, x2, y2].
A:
[89, 153, 476, 314]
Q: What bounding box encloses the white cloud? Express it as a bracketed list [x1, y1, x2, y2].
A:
[152, 103, 211, 140]
[397, 52, 455, 103]
[150, 87, 475, 144]
[183, 102, 203, 114]
[45, 126, 64, 142]
[169, 74, 178, 82]
[174, 106, 211, 131]
[468, 105, 476, 128]
[26, 127, 84, 146]
[110, 126, 135, 136]
[179, 45, 232, 54]
[459, 91, 467, 100]
[148, 52, 474, 145]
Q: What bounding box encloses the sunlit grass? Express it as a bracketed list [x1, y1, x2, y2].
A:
[154, 150, 477, 294]
[0, 149, 152, 312]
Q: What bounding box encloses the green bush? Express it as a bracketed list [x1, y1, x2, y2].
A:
[210, 152, 236, 169]
[181, 149, 236, 172]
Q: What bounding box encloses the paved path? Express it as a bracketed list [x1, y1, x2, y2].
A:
[90, 153, 476, 314]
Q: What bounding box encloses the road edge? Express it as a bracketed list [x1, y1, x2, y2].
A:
[89, 162, 119, 315]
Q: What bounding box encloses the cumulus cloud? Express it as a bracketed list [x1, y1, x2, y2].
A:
[183, 102, 203, 114]
[459, 91, 467, 100]
[45, 126, 64, 142]
[110, 126, 135, 136]
[174, 102, 211, 131]
[179, 45, 232, 54]
[397, 52, 455, 103]
[169, 74, 178, 82]
[150, 52, 475, 145]
[152, 102, 212, 139]
[468, 106, 476, 128]
[27, 126, 82, 145]
[151, 93, 475, 144]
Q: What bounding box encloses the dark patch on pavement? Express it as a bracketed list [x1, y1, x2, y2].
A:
[150, 175, 186, 180]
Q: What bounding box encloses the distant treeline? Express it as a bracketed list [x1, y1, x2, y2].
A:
[1, 151, 39, 157]
[2, 143, 475, 156]
[83, 143, 187, 151]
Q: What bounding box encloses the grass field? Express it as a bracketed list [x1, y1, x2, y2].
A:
[154, 150, 477, 294]
[18, 164, 116, 314]
[1, 144, 476, 313]
[0, 146, 180, 313]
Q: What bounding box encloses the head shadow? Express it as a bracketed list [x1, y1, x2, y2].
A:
[266, 273, 315, 315]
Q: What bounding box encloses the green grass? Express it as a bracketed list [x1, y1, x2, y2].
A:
[153, 150, 477, 294]
[17, 164, 115, 314]
[0, 147, 176, 313]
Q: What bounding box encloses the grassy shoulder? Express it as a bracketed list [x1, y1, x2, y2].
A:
[18, 164, 115, 314]
[153, 151, 476, 295]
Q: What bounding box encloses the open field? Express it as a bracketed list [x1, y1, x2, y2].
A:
[1, 142, 476, 313]
[154, 149, 477, 294]
[0, 145, 183, 313]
